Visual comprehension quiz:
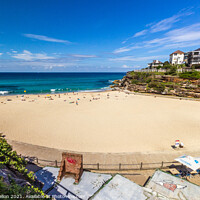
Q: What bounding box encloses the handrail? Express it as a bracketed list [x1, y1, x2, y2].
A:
[23, 156, 180, 171]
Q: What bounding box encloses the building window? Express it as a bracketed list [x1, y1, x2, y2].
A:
[174, 53, 177, 56]
[194, 52, 199, 55]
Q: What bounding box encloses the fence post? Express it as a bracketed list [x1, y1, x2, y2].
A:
[55, 160, 57, 167]
[36, 158, 38, 164]
[97, 163, 99, 170]
[119, 163, 121, 171]
[140, 162, 143, 170]
[161, 161, 163, 169]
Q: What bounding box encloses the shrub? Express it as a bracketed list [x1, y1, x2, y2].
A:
[0, 179, 49, 198]
[165, 66, 177, 75]
[162, 64, 172, 70]
[148, 82, 165, 93]
[163, 61, 170, 66]
[134, 72, 151, 80]
[0, 138, 49, 198]
[155, 65, 162, 70]
[192, 64, 200, 69]
[131, 79, 139, 84]
[128, 72, 152, 84]
[0, 138, 34, 182]
[145, 78, 152, 83]
[179, 71, 200, 80]
[163, 82, 177, 89]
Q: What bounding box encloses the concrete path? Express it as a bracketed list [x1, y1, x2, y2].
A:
[8, 139, 200, 167]
[8, 140, 200, 164]
[8, 139, 200, 186]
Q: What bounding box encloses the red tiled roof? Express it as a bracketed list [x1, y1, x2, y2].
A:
[152, 60, 162, 63]
[170, 50, 184, 55]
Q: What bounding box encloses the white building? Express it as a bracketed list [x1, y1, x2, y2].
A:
[148, 60, 163, 69]
[188, 48, 200, 66]
[170, 50, 185, 65]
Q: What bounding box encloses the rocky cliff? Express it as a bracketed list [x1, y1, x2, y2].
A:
[112, 71, 200, 98]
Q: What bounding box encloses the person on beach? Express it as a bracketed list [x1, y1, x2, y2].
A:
[76, 100, 78, 105]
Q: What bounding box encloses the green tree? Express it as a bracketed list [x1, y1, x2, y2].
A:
[165, 66, 177, 75]
[163, 61, 170, 66]
[179, 71, 200, 80]
[156, 65, 162, 71]
[163, 64, 172, 70]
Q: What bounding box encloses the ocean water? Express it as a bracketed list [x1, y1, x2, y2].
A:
[0, 72, 125, 95]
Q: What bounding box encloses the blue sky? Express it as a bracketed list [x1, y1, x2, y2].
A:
[0, 0, 200, 72]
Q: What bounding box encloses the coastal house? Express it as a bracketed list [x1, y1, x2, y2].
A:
[188, 48, 200, 67]
[148, 60, 163, 69]
[170, 50, 185, 65]
[184, 52, 188, 64]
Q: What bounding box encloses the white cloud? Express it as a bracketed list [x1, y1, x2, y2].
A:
[145, 23, 200, 50]
[23, 34, 71, 44]
[22, 61, 75, 68]
[110, 55, 168, 62]
[133, 29, 148, 37]
[113, 47, 132, 53]
[44, 66, 53, 70]
[12, 50, 55, 61]
[121, 64, 135, 69]
[115, 22, 200, 54]
[151, 10, 193, 33]
[121, 65, 141, 69]
[71, 54, 97, 58]
[122, 9, 194, 44]
[167, 23, 200, 41]
[6, 51, 98, 69]
[150, 15, 180, 33]
[113, 45, 141, 53]
[121, 64, 130, 68]
[1, 58, 78, 69]
[0, 53, 3, 56]
[122, 30, 148, 44]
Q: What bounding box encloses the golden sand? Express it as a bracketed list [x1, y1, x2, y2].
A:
[0, 91, 200, 153]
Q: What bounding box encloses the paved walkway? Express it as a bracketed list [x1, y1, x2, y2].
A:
[8, 139, 200, 166]
[8, 139, 200, 186]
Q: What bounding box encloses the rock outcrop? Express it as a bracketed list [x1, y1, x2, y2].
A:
[0, 165, 31, 187]
[112, 71, 200, 98]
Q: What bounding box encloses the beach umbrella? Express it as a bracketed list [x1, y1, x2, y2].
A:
[175, 155, 200, 171]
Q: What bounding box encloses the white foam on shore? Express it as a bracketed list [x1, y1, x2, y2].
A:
[80, 87, 111, 93]
[50, 89, 56, 92]
[108, 80, 114, 83]
[101, 86, 110, 90]
[79, 89, 104, 93]
[0, 91, 9, 95]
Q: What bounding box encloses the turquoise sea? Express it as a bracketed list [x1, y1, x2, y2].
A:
[0, 72, 125, 95]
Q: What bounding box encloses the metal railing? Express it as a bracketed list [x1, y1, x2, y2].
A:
[29, 157, 179, 171]
[134, 68, 200, 73]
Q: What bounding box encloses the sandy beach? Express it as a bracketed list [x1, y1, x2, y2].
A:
[0, 91, 200, 153]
